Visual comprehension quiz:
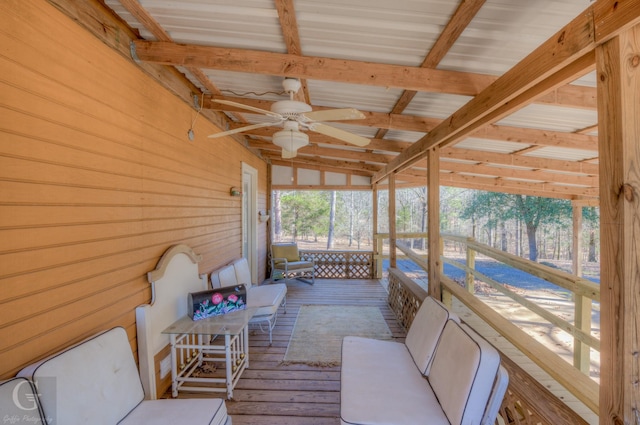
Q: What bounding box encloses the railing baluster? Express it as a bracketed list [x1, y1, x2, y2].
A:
[574, 294, 592, 374]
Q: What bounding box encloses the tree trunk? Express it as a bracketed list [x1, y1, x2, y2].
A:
[501, 222, 507, 251]
[348, 191, 354, 246]
[417, 188, 427, 250]
[526, 224, 538, 261]
[273, 191, 282, 240]
[327, 191, 336, 249]
[588, 230, 597, 262]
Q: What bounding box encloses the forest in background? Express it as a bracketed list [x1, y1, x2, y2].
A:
[272, 188, 600, 263]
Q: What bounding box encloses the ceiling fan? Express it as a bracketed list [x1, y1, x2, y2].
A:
[208, 78, 371, 158]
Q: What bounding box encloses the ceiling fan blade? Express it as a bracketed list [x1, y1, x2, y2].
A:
[208, 121, 278, 138]
[301, 108, 366, 122]
[213, 99, 283, 119]
[309, 123, 371, 147]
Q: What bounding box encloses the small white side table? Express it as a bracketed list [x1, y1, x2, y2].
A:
[162, 307, 256, 399]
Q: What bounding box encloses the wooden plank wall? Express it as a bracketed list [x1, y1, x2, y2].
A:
[0, 0, 267, 379]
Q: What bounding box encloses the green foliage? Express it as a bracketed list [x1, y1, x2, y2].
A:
[280, 191, 331, 240]
[275, 187, 600, 261]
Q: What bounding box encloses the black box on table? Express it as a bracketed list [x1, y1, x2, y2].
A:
[188, 285, 247, 321]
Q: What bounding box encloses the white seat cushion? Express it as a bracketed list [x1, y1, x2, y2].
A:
[248, 284, 287, 316]
[405, 296, 458, 376]
[120, 398, 228, 425]
[429, 321, 501, 425]
[18, 327, 144, 425]
[340, 336, 449, 425]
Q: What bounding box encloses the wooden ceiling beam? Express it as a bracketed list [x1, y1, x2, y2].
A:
[274, 0, 310, 103]
[440, 147, 599, 175]
[440, 173, 597, 199]
[132, 40, 496, 96]
[438, 161, 598, 187]
[262, 152, 381, 173]
[224, 116, 598, 151]
[269, 158, 373, 178]
[134, 40, 599, 109]
[245, 130, 411, 153]
[249, 140, 394, 163]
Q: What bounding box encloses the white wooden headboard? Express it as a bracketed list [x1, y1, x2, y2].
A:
[136, 244, 207, 399]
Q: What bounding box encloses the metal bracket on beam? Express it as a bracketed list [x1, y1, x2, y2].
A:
[129, 41, 140, 62]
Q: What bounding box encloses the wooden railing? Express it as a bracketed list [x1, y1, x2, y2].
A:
[388, 268, 590, 425]
[377, 231, 600, 416]
[442, 234, 600, 375]
[299, 249, 374, 279]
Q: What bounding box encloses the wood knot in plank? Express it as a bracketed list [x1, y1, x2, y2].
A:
[631, 55, 640, 68]
[623, 183, 635, 202]
[557, 30, 566, 45]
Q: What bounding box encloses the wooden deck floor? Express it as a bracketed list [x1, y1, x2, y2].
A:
[174, 278, 406, 425]
[169, 274, 598, 424]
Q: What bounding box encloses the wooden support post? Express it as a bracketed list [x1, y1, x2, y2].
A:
[466, 237, 476, 294]
[572, 202, 591, 374]
[427, 148, 441, 300]
[389, 173, 397, 269]
[597, 22, 640, 425]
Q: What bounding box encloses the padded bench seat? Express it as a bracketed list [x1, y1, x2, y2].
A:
[17, 327, 230, 425]
[340, 297, 508, 425]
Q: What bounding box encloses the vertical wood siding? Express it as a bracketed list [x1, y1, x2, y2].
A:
[0, 0, 267, 378]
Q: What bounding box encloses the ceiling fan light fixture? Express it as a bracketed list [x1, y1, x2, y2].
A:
[272, 129, 309, 158]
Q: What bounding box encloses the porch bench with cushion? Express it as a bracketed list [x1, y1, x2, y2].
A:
[17, 327, 231, 425]
[210, 257, 287, 344]
[340, 297, 508, 425]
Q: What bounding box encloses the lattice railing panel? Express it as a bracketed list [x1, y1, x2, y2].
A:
[388, 270, 424, 330]
[387, 267, 590, 425]
[300, 250, 373, 279]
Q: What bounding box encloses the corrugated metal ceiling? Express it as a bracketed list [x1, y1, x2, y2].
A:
[105, 0, 600, 199]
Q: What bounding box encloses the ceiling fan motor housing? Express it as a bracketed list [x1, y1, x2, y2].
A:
[270, 100, 312, 119]
[282, 78, 302, 94]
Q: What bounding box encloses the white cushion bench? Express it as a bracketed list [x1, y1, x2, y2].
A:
[16, 327, 231, 425]
[210, 258, 287, 344]
[340, 297, 508, 425]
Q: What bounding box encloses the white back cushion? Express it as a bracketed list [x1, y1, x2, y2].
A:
[18, 327, 144, 425]
[218, 265, 238, 288]
[428, 321, 500, 425]
[405, 297, 458, 375]
[233, 258, 253, 289]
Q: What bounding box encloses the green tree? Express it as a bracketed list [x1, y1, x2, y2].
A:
[280, 191, 330, 241]
[515, 195, 570, 261]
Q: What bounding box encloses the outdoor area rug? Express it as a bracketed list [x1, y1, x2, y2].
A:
[283, 304, 393, 366]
